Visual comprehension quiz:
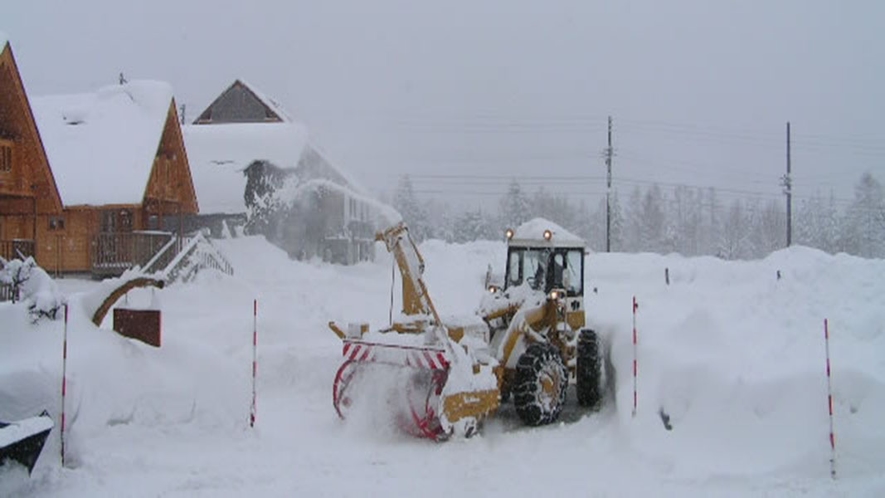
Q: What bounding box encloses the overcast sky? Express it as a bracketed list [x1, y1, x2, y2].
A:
[5, 0, 884, 211]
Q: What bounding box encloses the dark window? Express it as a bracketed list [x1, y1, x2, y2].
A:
[0, 144, 12, 172]
[120, 209, 133, 232]
[48, 216, 65, 231]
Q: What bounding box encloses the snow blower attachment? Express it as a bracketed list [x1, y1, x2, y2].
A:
[329, 223, 499, 440]
[329, 219, 608, 440]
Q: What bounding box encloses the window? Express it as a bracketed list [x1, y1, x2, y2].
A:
[48, 216, 65, 231]
[0, 143, 12, 172]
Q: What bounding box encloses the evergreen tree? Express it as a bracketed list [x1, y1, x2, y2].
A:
[498, 179, 533, 230]
[840, 172, 885, 258]
[624, 186, 643, 252]
[718, 199, 749, 260]
[640, 184, 667, 253]
[453, 208, 495, 242]
[393, 174, 430, 241]
[609, 189, 625, 252]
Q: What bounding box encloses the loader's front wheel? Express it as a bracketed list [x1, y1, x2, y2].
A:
[513, 343, 568, 426]
[576, 329, 603, 408]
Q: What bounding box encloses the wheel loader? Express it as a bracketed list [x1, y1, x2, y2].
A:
[328, 218, 606, 440]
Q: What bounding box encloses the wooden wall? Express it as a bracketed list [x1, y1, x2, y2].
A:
[0, 43, 62, 262]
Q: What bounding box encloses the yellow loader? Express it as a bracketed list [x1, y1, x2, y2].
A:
[328, 218, 606, 440]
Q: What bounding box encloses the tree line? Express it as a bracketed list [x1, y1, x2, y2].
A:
[391, 172, 885, 260]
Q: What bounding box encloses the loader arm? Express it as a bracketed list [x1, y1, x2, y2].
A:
[376, 222, 442, 324]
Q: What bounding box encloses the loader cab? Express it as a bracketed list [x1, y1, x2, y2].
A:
[504, 246, 584, 297]
[503, 223, 585, 298]
[502, 219, 587, 330]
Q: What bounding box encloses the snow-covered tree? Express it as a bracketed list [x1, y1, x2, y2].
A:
[839, 172, 885, 258]
[498, 180, 533, 230]
[623, 186, 643, 252]
[640, 184, 667, 253]
[243, 160, 295, 238]
[746, 198, 785, 258]
[393, 175, 431, 241]
[796, 190, 839, 253]
[609, 190, 625, 252]
[453, 208, 495, 242]
[718, 199, 750, 260]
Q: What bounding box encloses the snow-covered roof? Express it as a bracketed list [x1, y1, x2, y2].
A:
[183, 122, 309, 214]
[30, 80, 174, 207]
[509, 218, 584, 248]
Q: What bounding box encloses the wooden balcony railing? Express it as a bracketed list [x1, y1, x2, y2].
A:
[0, 239, 35, 262]
[91, 231, 174, 277]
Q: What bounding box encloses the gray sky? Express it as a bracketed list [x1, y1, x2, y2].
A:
[5, 0, 884, 211]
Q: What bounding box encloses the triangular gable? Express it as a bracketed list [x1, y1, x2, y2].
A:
[30, 80, 174, 207]
[193, 79, 290, 124]
[143, 100, 199, 214]
[0, 40, 62, 213]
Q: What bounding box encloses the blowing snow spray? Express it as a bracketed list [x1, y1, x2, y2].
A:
[824, 319, 836, 479]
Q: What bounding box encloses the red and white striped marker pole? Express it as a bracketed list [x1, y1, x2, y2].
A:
[61, 303, 69, 467]
[824, 318, 836, 479]
[250, 299, 258, 428]
[632, 296, 639, 418]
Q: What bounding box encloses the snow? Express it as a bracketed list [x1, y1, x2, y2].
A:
[511, 217, 584, 246]
[183, 122, 308, 215]
[0, 414, 53, 448]
[1, 237, 884, 496]
[29, 81, 174, 207]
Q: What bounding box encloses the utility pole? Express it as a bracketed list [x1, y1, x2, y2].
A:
[781, 121, 792, 247]
[605, 115, 613, 253]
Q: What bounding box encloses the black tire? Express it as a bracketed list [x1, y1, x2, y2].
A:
[513, 343, 568, 426]
[576, 329, 603, 409]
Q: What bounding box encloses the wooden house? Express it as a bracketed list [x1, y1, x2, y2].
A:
[0, 38, 62, 266]
[186, 79, 385, 264]
[0, 38, 198, 277]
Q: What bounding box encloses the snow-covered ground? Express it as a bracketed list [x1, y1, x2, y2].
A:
[1, 236, 884, 497]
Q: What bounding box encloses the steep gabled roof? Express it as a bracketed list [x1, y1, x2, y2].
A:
[0, 36, 63, 212]
[193, 79, 291, 124]
[30, 80, 174, 206]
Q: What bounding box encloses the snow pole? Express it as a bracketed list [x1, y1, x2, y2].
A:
[632, 296, 638, 418]
[250, 299, 258, 428]
[824, 319, 836, 479]
[61, 303, 68, 467]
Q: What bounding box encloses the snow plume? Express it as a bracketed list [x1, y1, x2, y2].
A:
[243, 159, 400, 262]
[0, 257, 64, 322]
[278, 177, 401, 227]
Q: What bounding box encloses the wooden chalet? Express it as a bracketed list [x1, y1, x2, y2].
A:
[0, 38, 198, 277]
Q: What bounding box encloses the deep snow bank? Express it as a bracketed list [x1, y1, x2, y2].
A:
[1, 237, 883, 496]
